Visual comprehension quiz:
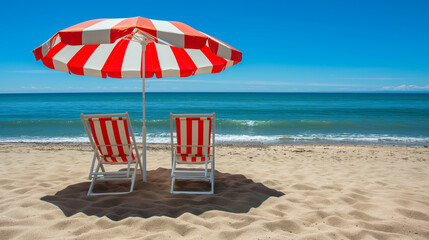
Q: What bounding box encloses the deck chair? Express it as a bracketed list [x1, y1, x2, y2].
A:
[170, 113, 215, 194]
[81, 112, 146, 196]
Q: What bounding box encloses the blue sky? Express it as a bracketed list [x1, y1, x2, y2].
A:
[0, 0, 428, 93]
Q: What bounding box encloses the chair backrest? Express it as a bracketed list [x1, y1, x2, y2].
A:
[170, 113, 215, 162]
[81, 113, 136, 163]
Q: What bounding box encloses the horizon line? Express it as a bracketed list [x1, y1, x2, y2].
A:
[1, 91, 429, 95]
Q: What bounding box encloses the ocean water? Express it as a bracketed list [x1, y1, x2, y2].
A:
[0, 92, 428, 145]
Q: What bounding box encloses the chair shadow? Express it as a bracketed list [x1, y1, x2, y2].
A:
[41, 168, 284, 221]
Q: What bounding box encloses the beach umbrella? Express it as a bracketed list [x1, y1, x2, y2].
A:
[32, 17, 242, 181]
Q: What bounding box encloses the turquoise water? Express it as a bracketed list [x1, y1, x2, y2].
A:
[0, 92, 428, 145]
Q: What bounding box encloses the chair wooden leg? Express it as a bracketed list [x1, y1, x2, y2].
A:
[87, 176, 97, 196]
[100, 164, 106, 172]
[211, 164, 215, 194]
[130, 167, 137, 193]
[88, 161, 101, 195]
[170, 177, 176, 193]
[170, 163, 215, 195]
[87, 161, 140, 196]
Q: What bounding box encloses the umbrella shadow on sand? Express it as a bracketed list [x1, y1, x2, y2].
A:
[41, 168, 284, 221]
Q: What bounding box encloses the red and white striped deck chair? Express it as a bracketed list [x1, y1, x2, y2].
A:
[81, 113, 146, 196]
[170, 113, 215, 194]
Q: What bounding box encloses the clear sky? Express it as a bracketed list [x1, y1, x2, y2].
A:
[0, 0, 428, 93]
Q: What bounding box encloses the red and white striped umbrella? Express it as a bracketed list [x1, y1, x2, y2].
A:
[33, 17, 241, 78]
[32, 17, 242, 181]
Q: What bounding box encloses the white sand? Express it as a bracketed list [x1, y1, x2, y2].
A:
[0, 143, 428, 239]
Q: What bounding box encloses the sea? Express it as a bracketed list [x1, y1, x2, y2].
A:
[0, 92, 428, 145]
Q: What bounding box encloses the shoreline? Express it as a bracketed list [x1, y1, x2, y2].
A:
[1, 141, 428, 149]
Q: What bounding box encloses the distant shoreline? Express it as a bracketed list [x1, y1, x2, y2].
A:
[1, 91, 429, 95]
[1, 142, 427, 149]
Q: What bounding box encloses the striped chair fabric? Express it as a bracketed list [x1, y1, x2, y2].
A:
[87, 117, 136, 163]
[176, 117, 212, 162]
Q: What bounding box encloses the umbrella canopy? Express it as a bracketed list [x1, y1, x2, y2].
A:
[33, 16, 242, 182]
[33, 17, 241, 78]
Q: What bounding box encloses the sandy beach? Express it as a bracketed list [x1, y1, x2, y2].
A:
[0, 142, 428, 239]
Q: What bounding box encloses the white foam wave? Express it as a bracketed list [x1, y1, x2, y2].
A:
[218, 120, 270, 127]
[283, 134, 429, 143]
[0, 133, 428, 145]
[0, 136, 90, 143]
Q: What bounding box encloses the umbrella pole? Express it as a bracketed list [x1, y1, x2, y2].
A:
[141, 41, 147, 182]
